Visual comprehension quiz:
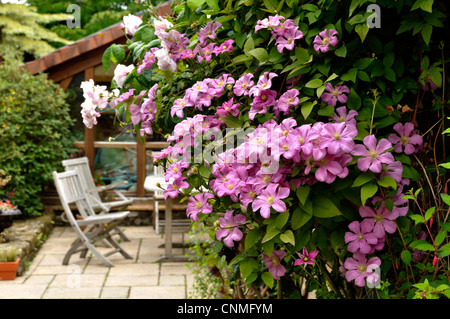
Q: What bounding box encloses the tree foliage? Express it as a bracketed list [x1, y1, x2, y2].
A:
[0, 65, 75, 216]
[0, 3, 72, 65]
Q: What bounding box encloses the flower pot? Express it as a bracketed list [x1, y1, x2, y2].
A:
[0, 258, 19, 280]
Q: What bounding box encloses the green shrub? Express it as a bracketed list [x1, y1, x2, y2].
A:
[0, 64, 75, 216]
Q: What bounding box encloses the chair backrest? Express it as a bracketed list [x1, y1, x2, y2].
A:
[61, 157, 102, 206]
[52, 170, 96, 227]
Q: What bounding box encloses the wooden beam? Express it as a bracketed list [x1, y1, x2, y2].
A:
[136, 137, 146, 197]
[84, 67, 96, 174]
[58, 76, 73, 91]
[72, 141, 169, 149]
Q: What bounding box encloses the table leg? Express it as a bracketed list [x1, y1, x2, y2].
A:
[165, 197, 173, 258]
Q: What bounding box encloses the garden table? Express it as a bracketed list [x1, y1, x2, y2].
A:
[144, 176, 188, 262]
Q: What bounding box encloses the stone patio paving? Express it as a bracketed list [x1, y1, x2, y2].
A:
[0, 225, 199, 299]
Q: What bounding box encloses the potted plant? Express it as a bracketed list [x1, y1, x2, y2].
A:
[0, 248, 20, 280]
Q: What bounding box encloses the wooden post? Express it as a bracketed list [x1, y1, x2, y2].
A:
[136, 136, 146, 197]
[84, 67, 96, 174]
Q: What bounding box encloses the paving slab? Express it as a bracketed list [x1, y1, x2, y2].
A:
[0, 225, 198, 299]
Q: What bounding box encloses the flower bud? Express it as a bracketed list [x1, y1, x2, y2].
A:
[433, 253, 438, 268]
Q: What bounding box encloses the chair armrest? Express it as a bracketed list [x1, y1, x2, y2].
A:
[86, 181, 129, 193]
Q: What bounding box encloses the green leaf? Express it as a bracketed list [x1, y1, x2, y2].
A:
[411, 0, 434, 13]
[335, 45, 347, 58]
[425, 207, 435, 221]
[239, 258, 260, 278]
[384, 68, 397, 82]
[245, 229, 263, 250]
[262, 227, 281, 243]
[223, 115, 243, 128]
[263, 0, 278, 12]
[280, 230, 295, 246]
[111, 44, 125, 64]
[291, 207, 312, 230]
[247, 48, 269, 62]
[206, 0, 220, 11]
[438, 243, 450, 258]
[187, 0, 206, 10]
[276, 211, 290, 229]
[435, 231, 447, 246]
[305, 78, 323, 89]
[441, 193, 450, 206]
[261, 272, 274, 288]
[102, 46, 112, 72]
[312, 195, 342, 218]
[377, 176, 398, 190]
[243, 36, 254, 54]
[340, 68, 358, 83]
[295, 47, 312, 64]
[355, 23, 370, 42]
[296, 185, 310, 205]
[421, 24, 433, 46]
[352, 172, 375, 187]
[401, 250, 412, 266]
[410, 214, 425, 225]
[301, 101, 317, 119]
[383, 52, 395, 69]
[410, 240, 435, 252]
[361, 183, 378, 205]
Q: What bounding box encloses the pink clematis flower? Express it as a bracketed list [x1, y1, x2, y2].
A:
[343, 252, 381, 287]
[321, 83, 349, 107]
[255, 14, 285, 32]
[332, 106, 358, 126]
[345, 220, 378, 254]
[263, 250, 286, 280]
[186, 193, 215, 221]
[233, 73, 254, 96]
[313, 29, 339, 53]
[321, 122, 357, 154]
[294, 247, 318, 267]
[252, 183, 290, 219]
[213, 39, 234, 55]
[388, 122, 423, 155]
[274, 89, 299, 117]
[249, 72, 278, 96]
[275, 28, 304, 53]
[197, 21, 222, 46]
[164, 178, 189, 200]
[359, 205, 398, 238]
[216, 210, 246, 247]
[352, 135, 395, 173]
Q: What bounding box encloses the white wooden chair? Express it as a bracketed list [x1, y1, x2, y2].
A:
[61, 157, 133, 213]
[52, 169, 133, 267]
[62, 157, 133, 242]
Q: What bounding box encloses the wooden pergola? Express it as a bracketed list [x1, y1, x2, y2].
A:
[23, 3, 172, 200]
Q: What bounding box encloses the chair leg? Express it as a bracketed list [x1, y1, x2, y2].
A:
[115, 227, 131, 242]
[63, 238, 84, 265]
[105, 235, 133, 260]
[154, 200, 160, 234]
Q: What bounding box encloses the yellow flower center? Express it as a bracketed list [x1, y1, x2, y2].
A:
[266, 196, 274, 204]
[401, 136, 409, 144]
